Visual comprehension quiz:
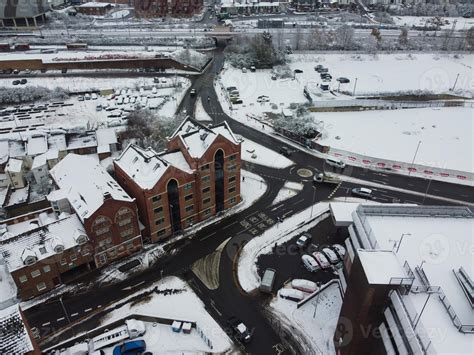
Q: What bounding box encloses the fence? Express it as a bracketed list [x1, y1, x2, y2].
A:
[308, 99, 467, 110]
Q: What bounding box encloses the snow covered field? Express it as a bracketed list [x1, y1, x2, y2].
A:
[393, 16, 474, 31]
[315, 106, 473, 174]
[238, 203, 329, 293]
[269, 281, 342, 355]
[241, 138, 294, 169]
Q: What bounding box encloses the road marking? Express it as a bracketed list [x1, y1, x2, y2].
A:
[122, 281, 145, 291]
[292, 198, 305, 205]
[70, 313, 79, 317]
[42, 322, 50, 326]
[210, 301, 222, 316]
[406, 200, 419, 204]
[372, 179, 387, 185]
[97, 305, 102, 308]
[84, 308, 93, 313]
[271, 204, 284, 211]
[56, 317, 65, 322]
[381, 194, 394, 199]
[223, 221, 238, 230]
[282, 210, 293, 218]
[200, 232, 216, 241]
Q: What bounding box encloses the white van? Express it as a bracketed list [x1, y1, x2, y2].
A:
[325, 157, 345, 169]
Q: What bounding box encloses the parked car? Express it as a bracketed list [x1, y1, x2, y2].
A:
[351, 187, 373, 199]
[321, 247, 340, 265]
[250, 66, 256, 72]
[337, 77, 350, 84]
[279, 288, 304, 302]
[319, 67, 329, 73]
[296, 233, 311, 248]
[91, 93, 98, 100]
[226, 86, 237, 92]
[291, 279, 318, 293]
[241, 67, 247, 73]
[228, 317, 252, 343]
[257, 95, 270, 103]
[84, 93, 91, 100]
[301, 255, 319, 273]
[231, 98, 243, 104]
[271, 73, 277, 80]
[314, 64, 324, 71]
[190, 88, 196, 97]
[113, 340, 146, 355]
[13, 69, 20, 74]
[311, 252, 331, 269]
[331, 244, 346, 259]
[259, 268, 276, 294]
[20, 78, 27, 84]
[294, 69, 303, 73]
[12, 80, 20, 85]
[325, 157, 346, 169]
[279, 146, 291, 157]
[78, 96, 84, 101]
[320, 73, 332, 80]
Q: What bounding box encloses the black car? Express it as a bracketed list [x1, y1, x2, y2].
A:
[20, 79, 27, 85]
[314, 64, 324, 71]
[279, 146, 292, 157]
[294, 69, 303, 73]
[337, 77, 350, 84]
[12, 80, 20, 85]
[228, 317, 252, 343]
[320, 73, 332, 79]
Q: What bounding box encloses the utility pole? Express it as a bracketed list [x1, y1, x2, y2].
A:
[59, 296, 71, 324]
[409, 140, 421, 176]
[422, 178, 432, 205]
[352, 78, 358, 96]
[451, 73, 460, 91]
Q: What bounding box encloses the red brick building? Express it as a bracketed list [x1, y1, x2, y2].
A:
[134, 0, 203, 18]
[114, 118, 241, 242]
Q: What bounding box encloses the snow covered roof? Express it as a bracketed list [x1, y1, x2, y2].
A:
[31, 153, 47, 170]
[96, 128, 118, 147]
[0, 305, 34, 354]
[26, 134, 48, 156]
[66, 132, 97, 150]
[171, 118, 240, 159]
[115, 144, 193, 190]
[78, 2, 113, 8]
[5, 185, 28, 206]
[5, 158, 23, 173]
[351, 205, 474, 354]
[0, 214, 85, 272]
[50, 154, 133, 221]
[0, 141, 8, 165]
[358, 249, 408, 285]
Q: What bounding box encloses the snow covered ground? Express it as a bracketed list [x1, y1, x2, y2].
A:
[238, 203, 330, 293]
[67, 277, 233, 354]
[241, 137, 294, 169]
[315, 106, 473, 174]
[194, 96, 213, 122]
[393, 16, 474, 31]
[272, 181, 303, 205]
[269, 281, 342, 355]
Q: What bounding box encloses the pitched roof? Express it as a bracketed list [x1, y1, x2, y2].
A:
[50, 154, 133, 221]
[114, 144, 193, 190]
[0, 305, 34, 354]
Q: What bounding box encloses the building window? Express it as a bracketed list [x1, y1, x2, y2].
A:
[202, 186, 210, 194]
[202, 175, 210, 183]
[95, 227, 110, 236]
[120, 228, 134, 238]
[154, 207, 163, 214]
[204, 209, 211, 216]
[118, 218, 132, 227]
[228, 176, 236, 183]
[43, 265, 51, 273]
[31, 269, 41, 278]
[37, 282, 47, 292]
[19, 275, 27, 283]
[185, 205, 194, 213]
[185, 194, 193, 201]
[200, 164, 209, 171]
[152, 195, 161, 203]
[186, 217, 194, 226]
[230, 197, 237, 204]
[203, 197, 211, 205]
[70, 254, 77, 261]
[82, 248, 90, 256]
[184, 182, 193, 191]
[157, 229, 166, 237]
[227, 163, 236, 172]
[155, 218, 165, 225]
[229, 187, 236, 193]
[60, 259, 67, 265]
[229, 155, 237, 161]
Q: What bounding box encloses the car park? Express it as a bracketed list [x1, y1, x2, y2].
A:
[296, 233, 311, 248]
[337, 77, 350, 84]
[351, 187, 373, 199]
[228, 317, 252, 343]
[321, 247, 340, 264]
[302, 255, 319, 272]
[311, 252, 331, 269]
[279, 288, 305, 302]
[331, 244, 346, 259]
[291, 279, 318, 293]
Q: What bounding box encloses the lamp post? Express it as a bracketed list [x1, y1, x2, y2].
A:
[396, 233, 411, 253]
[352, 77, 358, 96]
[422, 178, 432, 205]
[409, 140, 421, 176]
[59, 296, 71, 324]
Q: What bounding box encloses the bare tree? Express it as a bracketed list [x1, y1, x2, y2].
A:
[466, 26, 474, 50]
[371, 28, 383, 49]
[398, 27, 409, 48]
[335, 24, 355, 50]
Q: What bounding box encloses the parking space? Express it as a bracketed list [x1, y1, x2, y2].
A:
[256, 217, 348, 292]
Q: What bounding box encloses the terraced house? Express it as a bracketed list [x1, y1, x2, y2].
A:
[114, 118, 242, 242]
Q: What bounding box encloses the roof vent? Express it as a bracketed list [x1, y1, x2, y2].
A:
[200, 132, 209, 141]
[103, 191, 112, 201]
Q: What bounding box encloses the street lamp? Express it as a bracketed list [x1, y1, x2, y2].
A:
[409, 140, 421, 176]
[59, 296, 71, 324]
[396, 233, 411, 253]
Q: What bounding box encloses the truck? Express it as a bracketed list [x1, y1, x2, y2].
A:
[91, 319, 146, 351]
[259, 268, 276, 294]
[313, 172, 341, 184]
